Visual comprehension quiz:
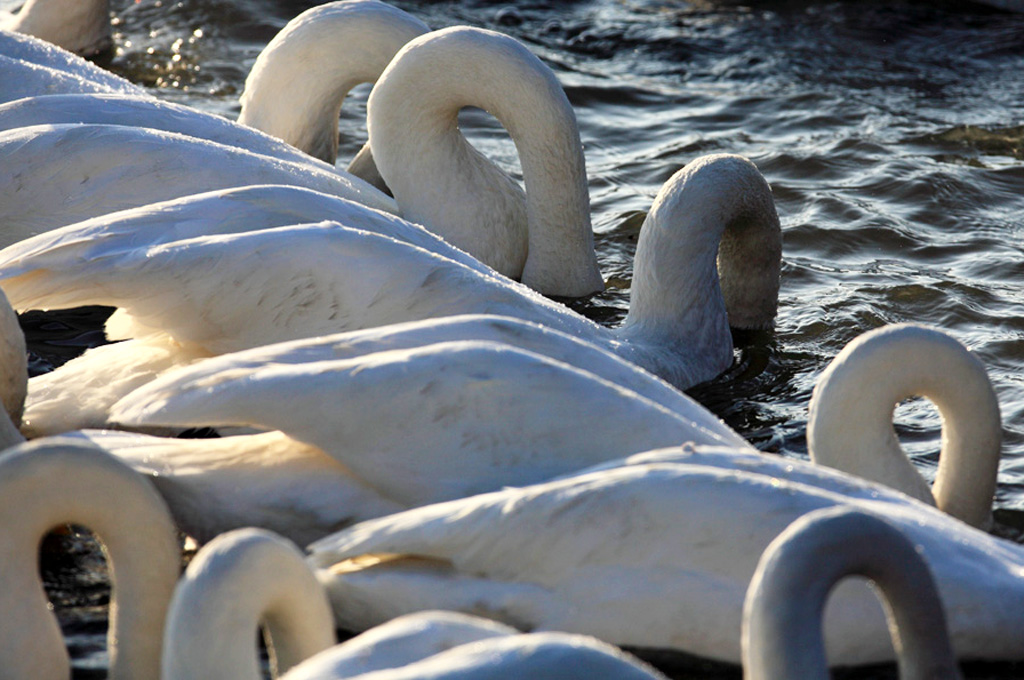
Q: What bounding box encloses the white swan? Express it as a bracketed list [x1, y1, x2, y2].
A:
[0, 152, 778, 393]
[304, 443, 1024, 667]
[0, 30, 141, 105]
[165, 527, 667, 679]
[0, 437, 181, 680]
[367, 26, 608, 296]
[742, 505, 962, 679]
[105, 335, 747, 508]
[808, 323, 1001, 529]
[1, 0, 111, 55]
[0, 123, 396, 246]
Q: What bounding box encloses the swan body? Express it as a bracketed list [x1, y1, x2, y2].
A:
[0, 123, 396, 246]
[369, 26, 605, 296]
[306, 443, 1024, 667]
[1, 0, 111, 55]
[0, 30, 140, 105]
[743, 505, 963, 680]
[808, 323, 1001, 528]
[0, 438, 181, 680]
[109, 338, 749, 507]
[238, 0, 428, 170]
[167, 527, 667, 679]
[0, 153, 778, 392]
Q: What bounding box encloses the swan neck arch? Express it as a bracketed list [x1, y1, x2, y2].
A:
[368, 26, 603, 297]
[742, 506, 963, 680]
[0, 439, 180, 680]
[808, 324, 1001, 528]
[162, 528, 336, 679]
[238, 0, 429, 165]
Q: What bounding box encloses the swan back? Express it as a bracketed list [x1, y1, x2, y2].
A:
[163, 527, 337, 679]
[0, 438, 180, 680]
[239, 0, 428, 165]
[742, 505, 963, 680]
[369, 26, 603, 296]
[808, 324, 1001, 528]
[4, 0, 110, 55]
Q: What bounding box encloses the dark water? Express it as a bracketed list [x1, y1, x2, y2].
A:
[7, 0, 1024, 676]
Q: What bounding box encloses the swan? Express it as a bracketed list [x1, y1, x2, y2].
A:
[165, 527, 668, 679]
[367, 26, 609, 296]
[0, 152, 778, 393]
[0, 30, 141, 105]
[0, 123, 396, 246]
[304, 443, 1024, 668]
[742, 505, 962, 679]
[0, 437, 181, 680]
[1, 0, 111, 55]
[105, 336, 748, 508]
[808, 323, 1001, 529]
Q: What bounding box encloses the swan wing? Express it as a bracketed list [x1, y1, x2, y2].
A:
[0, 124, 395, 246]
[307, 459, 1024, 665]
[0, 222, 577, 352]
[110, 339, 730, 505]
[0, 93, 336, 167]
[0, 185, 484, 283]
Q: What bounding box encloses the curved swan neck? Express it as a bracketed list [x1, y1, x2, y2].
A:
[808, 324, 1001, 528]
[0, 439, 180, 680]
[743, 506, 963, 680]
[238, 0, 428, 164]
[620, 154, 778, 381]
[163, 528, 337, 679]
[10, 0, 111, 56]
[368, 26, 603, 297]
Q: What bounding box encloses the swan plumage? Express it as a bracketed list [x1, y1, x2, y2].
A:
[1, 0, 111, 55]
[0, 30, 139, 105]
[305, 443, 1024, 667]
[0, 123, 396, 246]
[0, 153, 778, 400]
[0, 438, 181, 680]
[368, 26, 605, 296]
[0, 94, 357, 169]
[743, 505, 963, 680]
[108, 337, 748, 507]
[808, 323, 1001, 528]
[166, 527, 668, 679]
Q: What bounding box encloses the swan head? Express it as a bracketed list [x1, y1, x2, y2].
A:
[238, 0, 429, 164]
[0, 285, 25, 431]
[808, 323, 1001, 529]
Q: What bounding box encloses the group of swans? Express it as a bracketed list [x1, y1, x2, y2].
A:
[0, 436, 969, 678]
[1, 3, 609, 297]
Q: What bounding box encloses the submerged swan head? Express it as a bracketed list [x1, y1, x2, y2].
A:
[743, 505, 962, 679]
[238, 0, 429, 166]
[0, 438, 181, 680]
[808, 324, 1001, 529]
[619, 154, 781, 386]
[368, 26, 604, 297]
[3, 0, 111, 56]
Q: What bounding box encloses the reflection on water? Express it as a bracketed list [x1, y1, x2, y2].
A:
[6, 0, 1024, 677]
